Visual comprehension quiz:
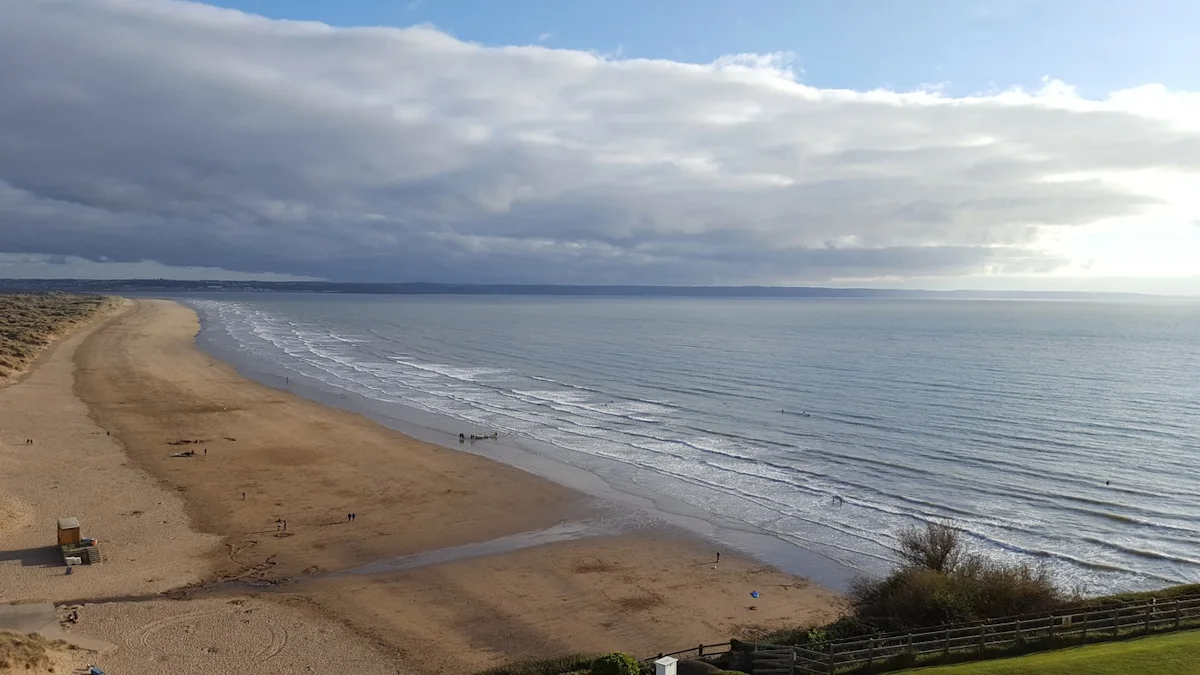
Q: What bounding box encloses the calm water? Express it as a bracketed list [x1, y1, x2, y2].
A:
[185, 295, 1200, 593]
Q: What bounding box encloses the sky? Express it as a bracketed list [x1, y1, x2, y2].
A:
[2, 0, 1200, 292]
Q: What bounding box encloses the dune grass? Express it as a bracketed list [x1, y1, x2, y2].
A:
[903, 629, 1200, 674]
[0, 630, 69, 671]
[1084, 584, 1200, 607]
[0, 292, 116, 380]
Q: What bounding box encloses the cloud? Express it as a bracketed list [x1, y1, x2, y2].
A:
[537, 31, 554, 42]
[1, 0, 1199, 284]
[0, 253, 319, 281]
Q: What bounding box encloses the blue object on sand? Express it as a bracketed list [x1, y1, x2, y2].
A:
[750, 591, 759, 598]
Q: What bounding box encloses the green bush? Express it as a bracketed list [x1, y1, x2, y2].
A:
[590, 652, 640, 675]
[850, 558, 1064, 633]
[820, 615, 876, 641]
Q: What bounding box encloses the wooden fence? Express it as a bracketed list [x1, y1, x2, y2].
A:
[735, 594, 1200, 674]
[644, 642, 733, 663]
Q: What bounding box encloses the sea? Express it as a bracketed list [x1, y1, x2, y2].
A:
[177, 293, 1200, 594]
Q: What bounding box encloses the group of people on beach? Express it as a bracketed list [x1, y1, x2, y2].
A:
[459, 432, 499, 441]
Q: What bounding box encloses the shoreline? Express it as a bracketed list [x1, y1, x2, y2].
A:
[3, 297, 844, 674]
[185, 296, 858, 591]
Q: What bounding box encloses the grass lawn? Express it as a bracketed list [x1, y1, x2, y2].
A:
[905, 630, 1200, 674]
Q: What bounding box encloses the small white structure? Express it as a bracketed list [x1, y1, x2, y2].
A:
[654, 656, 678, 675]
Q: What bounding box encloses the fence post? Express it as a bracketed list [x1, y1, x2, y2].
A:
[1176, 600, 1182, 629]
[1113, 608, 1120, 636]
[978, 624, 986, 656]
[1082, 612, 1089, 641]
[943, 628, 950, 658]
[826, 641, 834, 673]
[1049, 615, 1056, 641]
[1144, 603, 1152, 634]
[1015, 619, 1022, 645]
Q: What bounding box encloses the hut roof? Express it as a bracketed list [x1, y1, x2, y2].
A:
[57, 517, 80, 530]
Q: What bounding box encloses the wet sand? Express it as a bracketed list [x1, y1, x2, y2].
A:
[2, 298, 842, 674]
[74, 299, 582, 583]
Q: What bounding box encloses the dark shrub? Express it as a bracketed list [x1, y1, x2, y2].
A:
[851, 567, 972, 631]
[850, 559, 1065, 632]
[970, 560, 1062, 618]
[591, 652, 640, 675]
[738, 614, 876, 647]
[821, 615, 877, 641]
[896, 522, 966, 573]
[676, 660, 720, 675]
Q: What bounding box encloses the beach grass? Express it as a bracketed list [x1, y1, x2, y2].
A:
[0, 292, 116, 380]
[900, 629, 1200, 674]
[1085, 583, 1200, 607]
[0, 630, 69, 671]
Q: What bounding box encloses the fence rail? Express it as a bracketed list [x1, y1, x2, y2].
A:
[652, 593, 1200, 675]
[643, 642, 733, 663]
[746, 594, 1200, 674]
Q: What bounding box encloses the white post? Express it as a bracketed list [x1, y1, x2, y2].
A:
[655, 656, 678, 675]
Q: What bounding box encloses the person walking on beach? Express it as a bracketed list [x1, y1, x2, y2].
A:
[347, 513, 352, 523]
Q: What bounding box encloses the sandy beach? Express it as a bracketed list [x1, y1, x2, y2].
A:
[1, 298, 843, 674]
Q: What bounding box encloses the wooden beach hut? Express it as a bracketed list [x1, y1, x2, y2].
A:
[57, 517, 81, 546]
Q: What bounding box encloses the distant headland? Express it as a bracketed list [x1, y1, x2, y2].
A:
[0, 278, 1167, 301]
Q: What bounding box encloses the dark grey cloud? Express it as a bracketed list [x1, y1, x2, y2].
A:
[1, 0, 1198, 283]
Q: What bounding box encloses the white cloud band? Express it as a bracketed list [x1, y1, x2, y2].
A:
[1, 0, 1198, 284]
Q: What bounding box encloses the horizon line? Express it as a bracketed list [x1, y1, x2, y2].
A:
[3, 278, 1196, 300]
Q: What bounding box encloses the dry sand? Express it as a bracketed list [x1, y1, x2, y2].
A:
[1, 298, 843, 674]
[69, 596, 400, 675]
[0, 300, 218, 604]
[1, 300, 398, 673]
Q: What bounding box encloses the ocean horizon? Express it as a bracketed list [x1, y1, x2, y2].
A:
[179, 293, 1200, 595]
